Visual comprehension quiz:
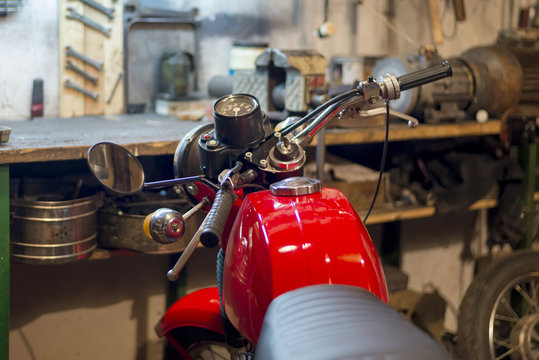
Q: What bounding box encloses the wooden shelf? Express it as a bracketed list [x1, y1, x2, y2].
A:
[312, 120, 501, 146]
[362, 198, 498, 225]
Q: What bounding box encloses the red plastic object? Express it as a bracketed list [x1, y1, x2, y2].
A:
[222, 187, 388, 343]
[156, 287, 223, 338]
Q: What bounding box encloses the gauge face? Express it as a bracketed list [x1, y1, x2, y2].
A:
[214, 94, 258, 118]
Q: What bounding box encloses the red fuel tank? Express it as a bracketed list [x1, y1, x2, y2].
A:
[222, 186, 388, 343]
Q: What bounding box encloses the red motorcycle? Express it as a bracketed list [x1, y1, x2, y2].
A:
[88, 63, 453, 359]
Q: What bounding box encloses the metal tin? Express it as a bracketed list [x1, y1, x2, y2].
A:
[10, 195, 98, 264]
[0, 127, 10, 143]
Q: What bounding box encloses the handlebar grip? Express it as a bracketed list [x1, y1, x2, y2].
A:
[200, 189, 237, 248]
[397, 61, 453, 92]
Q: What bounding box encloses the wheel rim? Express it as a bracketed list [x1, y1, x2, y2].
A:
[488, 271, 539, 359]
[187, 340, 243, 360]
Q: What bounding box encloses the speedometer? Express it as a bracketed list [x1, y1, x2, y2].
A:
[212, 94, 265, 147]
[214, 94, 258, 117]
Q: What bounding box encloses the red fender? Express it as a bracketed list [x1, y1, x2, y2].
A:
[155, 287, 224, 338]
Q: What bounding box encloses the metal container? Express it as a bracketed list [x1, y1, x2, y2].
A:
[10, 195, 98, 264]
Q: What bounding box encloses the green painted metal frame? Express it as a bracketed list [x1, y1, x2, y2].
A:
[518, 143, 537, 250]
[0, 165, 9, 360]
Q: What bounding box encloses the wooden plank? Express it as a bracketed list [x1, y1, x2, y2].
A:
[59, 0, 123, 117]
[84, 5, 106, 115]
[312, 120, 501, 146]
[363, 198, 499, 225]
[59, 0, 86, 117]
[363, 205, 436, 225]
[104, 0, 124, 114]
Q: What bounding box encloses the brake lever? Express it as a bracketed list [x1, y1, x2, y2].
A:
[358, 108, 419, 128]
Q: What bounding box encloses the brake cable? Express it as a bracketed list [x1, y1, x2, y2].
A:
[363, 100, 390, 224]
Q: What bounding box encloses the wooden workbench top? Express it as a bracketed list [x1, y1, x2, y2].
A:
[0, 114, 502, 165]
[0, 114, 204, 165]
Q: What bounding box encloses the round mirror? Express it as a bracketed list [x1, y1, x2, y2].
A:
[87, 142, 145, 194]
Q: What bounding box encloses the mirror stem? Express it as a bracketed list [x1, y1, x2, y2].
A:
[143, 175, 218, 191]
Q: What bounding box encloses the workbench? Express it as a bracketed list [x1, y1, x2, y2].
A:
[0, 115, 502, 359]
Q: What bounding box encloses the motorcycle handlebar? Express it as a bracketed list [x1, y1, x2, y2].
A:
[200, 189, 237, 248]
[397, 61, 452, 91]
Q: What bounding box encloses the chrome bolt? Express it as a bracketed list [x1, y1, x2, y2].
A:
[259, 159, 268, 168]
[186, 184, 198, 195]
[245, 152, 253, 160]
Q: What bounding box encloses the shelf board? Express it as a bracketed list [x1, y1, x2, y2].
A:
[362, 198, 498, 225]
[312, 120, 501, 146]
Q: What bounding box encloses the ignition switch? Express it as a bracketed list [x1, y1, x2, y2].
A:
[269, 135, 305, 171]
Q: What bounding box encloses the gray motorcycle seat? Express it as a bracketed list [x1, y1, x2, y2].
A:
[255, 284, 451, 360]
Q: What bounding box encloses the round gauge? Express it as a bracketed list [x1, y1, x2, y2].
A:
[214, 94, 258, 118]
[213, 94, 266, 147]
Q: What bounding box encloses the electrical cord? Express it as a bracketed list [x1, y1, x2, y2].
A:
[363, 100, 390, 224]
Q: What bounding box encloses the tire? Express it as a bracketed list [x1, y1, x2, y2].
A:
[165, 327, 236, 360]
[457, 250, 539, 360]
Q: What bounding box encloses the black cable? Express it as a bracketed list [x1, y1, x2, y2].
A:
[363, 100, 390, 224]
[236, 184, 266, 191]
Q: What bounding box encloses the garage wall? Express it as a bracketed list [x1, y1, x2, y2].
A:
[0, 0, 508, 120]
[5, 0, 512, 359]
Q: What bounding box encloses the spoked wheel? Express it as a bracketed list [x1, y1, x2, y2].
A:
[166, 327, 251, 360]
[184, 340, 234, 360]
[458, 250, 539, 360]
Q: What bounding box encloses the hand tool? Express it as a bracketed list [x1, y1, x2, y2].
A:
[0, 0, 22, 16]
[428, 0, 443, 44]
[64, 78, 99, 101]
[65, 46, 104, 71]
[69, 0, 114, 19]
[66, 7, 111, 37]
[66, 59, 99, 85]
[106, 71, 124, 104]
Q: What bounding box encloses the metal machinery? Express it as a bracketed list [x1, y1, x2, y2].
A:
[209, 49, 328, 117]
[372, 29, 539, 123]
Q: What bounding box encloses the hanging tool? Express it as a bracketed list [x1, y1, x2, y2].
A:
[453, 0, 466, 21]
[65, 59, 99, 85]
[427, 0, 444, 44]
[64, 78, 99, 101]
[66, 7, 111, 37]
[0, 0, 22, 16]
[106, 71, 124, 104]
[65, 46, 104, 71]
[69, 0, 114, 19]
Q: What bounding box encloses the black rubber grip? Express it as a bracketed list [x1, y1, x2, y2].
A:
[397, 61, 453, 92]
[200, 189, 237, 248]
